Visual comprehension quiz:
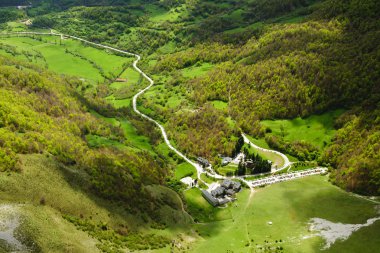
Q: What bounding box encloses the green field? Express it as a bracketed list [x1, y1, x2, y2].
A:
[187, 175, 380, 253]
[261, 110, 345, 149]
[211, 100, 228, 110]
[246, 135, 271, 149]
[223, 22, 264, 35]
[174, 162, 197, 180]
[183, 188, 232, 223]
[200, 173, 218, 184]
[113, 66, 141, 87]
[86, 134, 125, 149]
[243, 141, 287, 169]
[147, 4, 185, 23]
[90, 110, 155, 153]
[0, 35, 130, 85]
[5, 21, 27, 32]
[182, 62, 214, 78]
[106, 95, 132, 108]
[217, 164, 238, 176]
[139, 82, 189, 113]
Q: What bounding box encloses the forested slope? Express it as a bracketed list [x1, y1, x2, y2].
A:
[155, 0, 380, 194]
[0, 54, 170, 207]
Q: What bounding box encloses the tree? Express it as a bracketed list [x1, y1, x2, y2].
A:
[237, 161, 246, 176]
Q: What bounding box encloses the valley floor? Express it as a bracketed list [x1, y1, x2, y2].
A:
[178, 176, 380, 253]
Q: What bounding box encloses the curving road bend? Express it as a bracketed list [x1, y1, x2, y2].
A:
[242, 133, 291, 171]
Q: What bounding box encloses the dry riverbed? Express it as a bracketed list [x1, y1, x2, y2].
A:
[308, 205, 380, 250]
[0, 204, 29, 252]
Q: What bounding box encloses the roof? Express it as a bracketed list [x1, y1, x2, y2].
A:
[221, 179, 233, 189]
[233, 181, 241, 190]
[211, 186, 225, 197]
[222, 157, 232, 163]
[221, 179, 241, 192]
[219, 198, 230, 205]
[197, 157, 210, 165]
[226, 189, 235, 196]
[202, 190, 219, 206]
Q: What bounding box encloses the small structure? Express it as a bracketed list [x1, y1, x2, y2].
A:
[244, 159, 255, 169]
[201, 190, 219, 207]
[226, 189, 235, 196]
[232, 182, 241, 192]
[221, 179, 241, 192]
[17, 2, 32, 9]
[221, 179, 232, 189]
[219, 198, 230, 205]
[17, 5, 31, 9]
[221, 157, 232, 166]
[202, 179, 242, 206]
[211, 186, 225, 198]
[115, 78, 128, 82]
[197, 157, 210, 167]
[20, 19, 32, 26]
[180, 177, 195, 188]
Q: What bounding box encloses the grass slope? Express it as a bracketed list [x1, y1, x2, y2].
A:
[174, 162, 197, 180]
[261, 109, 344, 149]
[0, 35, 129, 85]
[188, 175, 379, 253]
[0, 154, 192, 252]
[243, 141, 286, 168]
[181, 62, 214, 78]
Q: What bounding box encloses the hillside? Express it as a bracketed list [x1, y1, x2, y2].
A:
[4, 0, 377, 195]
[0, 0, 379, 252]
[0, 53, 194, 251]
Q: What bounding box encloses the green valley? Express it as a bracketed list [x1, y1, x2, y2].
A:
[0, 0, 379, 252]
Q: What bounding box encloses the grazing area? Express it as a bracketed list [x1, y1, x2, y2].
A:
[174, 163, 197, 180]
[0, 36, 129, 86]
[189, 176, 380, 253]
[183, 188, 231, 223]
[261, 109, 345, 149]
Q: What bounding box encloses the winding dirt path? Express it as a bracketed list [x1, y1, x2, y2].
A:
[242, 133, 291, 171]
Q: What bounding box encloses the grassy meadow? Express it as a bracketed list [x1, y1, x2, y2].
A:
[90, 110, 155, 153]
[0, 35, 131, 86]
[181, 62, 214, 78]
[261, 110, 345, 149]
[243, 141, 287, 168]
[174, 162, 197, 180]
[187, 175, 380, 253]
